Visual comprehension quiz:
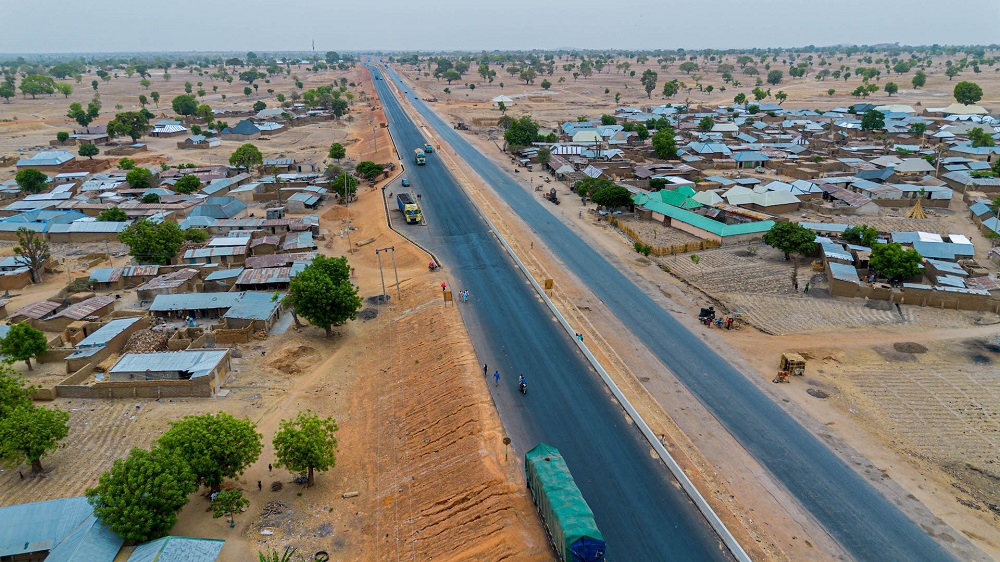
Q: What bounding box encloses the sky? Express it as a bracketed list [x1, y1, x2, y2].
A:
[2, 0, 999, 54]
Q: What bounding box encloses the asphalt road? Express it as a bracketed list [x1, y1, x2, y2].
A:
[370, 67, 732, 561]
[373, 64, 962, 562]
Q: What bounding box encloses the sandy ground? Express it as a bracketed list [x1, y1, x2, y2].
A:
[389, 61, 1000, 561]
[0, 66, 551, 561]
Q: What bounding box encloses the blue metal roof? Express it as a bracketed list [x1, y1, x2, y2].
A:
[149, 292, 241, 312]
[205, 267, 244, 281]
[16, 150, 75, 167]
[828, 262, 861, 283]
[127, 536, 225, 562]
[969, 201, 993, 217]
[110, 350, 229, 379]
[223, 291, 285, 321]
[0, 497, 122, 560]
[75, 317, 141, 349]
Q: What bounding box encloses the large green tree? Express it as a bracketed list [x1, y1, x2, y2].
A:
[860, 109, 885, 132]
[272, 410, 339, 487]
[640, 69, 658, 99]
[575, 177, 614, 198]
[108, 111, 151, 142]
[869, 242, 922, 282]
[171, 94, 198, 116]
[355, 161, 384, 180]
[67, 101, 100, 129]
[19, 75, 55, 98]
[954, 81, 984, 105]
[328, 142, 346, 163]
[0, 323, 47, 371]
[14, 168, 48, 194]
[78, 143, 99, 159]
[118, 219, 185, 265]
[288, 256, 361, 338]
[762, 221, 817, 260]
[0, 369, 34, 416]
[97, 206, 128, 222]
[86, 447, 197, 542]
[156, 412, 262, 493]
[229, 143, 263, 172]
[0, 403, 69, 473]
[651, 127, 678, 159]
[590, 185, 633, 209]
[173, 175, 201, 194]
[212, 489, 249, 527]
[125, 167, 153, 190]
[842, 225, 878, 247]
[503, 115, 540, 149]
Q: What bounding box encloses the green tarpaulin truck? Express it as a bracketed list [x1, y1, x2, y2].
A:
[525, 443, 606, 562]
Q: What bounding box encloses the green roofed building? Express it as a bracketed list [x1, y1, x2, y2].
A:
[633, 192, 773, 244]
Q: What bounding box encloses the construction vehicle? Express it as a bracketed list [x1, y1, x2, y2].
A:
[423, 143, 434, 153]
[396, 193, 422, 224]
[525, 443, 606, 562]
[413, 148, 426, 165]
[773, 353, 806, 383]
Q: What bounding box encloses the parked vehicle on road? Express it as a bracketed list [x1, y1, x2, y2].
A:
[396, 193, 422, 224]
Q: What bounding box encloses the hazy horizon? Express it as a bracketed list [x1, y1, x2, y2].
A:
[2, 0, 999, 55]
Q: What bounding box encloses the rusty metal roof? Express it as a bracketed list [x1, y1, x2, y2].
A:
[49, 295, 114, 320]
[13, 300, 61, 319]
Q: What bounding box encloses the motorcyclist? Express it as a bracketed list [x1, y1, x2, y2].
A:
[518, 374, 527, 393]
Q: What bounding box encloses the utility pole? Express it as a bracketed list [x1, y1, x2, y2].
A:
[375, 247, 400, 301]
[375, 248, 387, 302]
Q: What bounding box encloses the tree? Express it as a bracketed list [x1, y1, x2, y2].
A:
[13, 228, 49, 284]
[860, 109, 885, 132]
[640, 69, 657, 99]
[97, 206, 128, 222]
[762, 221, 816, 260]
[355, 161, 384, 180]
[229, 143, 263, 172]
[107, 111, 151, 142]
[590, 185, 632, 209]
[968, 127, 995, 148]
[697, 116, 714, 132]
[945, 66, 961, 80]
[212, 489, 249, 527]
[651, 127, 678, 159]
[253, 100, 266, 112]
[911, 70, 927, 89]
[767, 70, 783, 85]
[125, 167, 152, 189]
[536, 146, 551, 166]
[575, 177, 614, 198]
[600, 114, 617, 126]
[67, 101, 99, 129]
[157, 412, 262, 493]
[662, 80, 679, 98]
[19, 75, 55, 98]
[56, 131, 70, 145]
[0, 401, 69, 473]
[118, 219, 185, 265]
[15, 168, 48, 194]
[150, 91, 160, 106]
[86, 447, 197, 542]
[78, 143, 99, 159]
[142, 193, 160, 204]
[0, 369, 34, 419]
[869, 242, 922, 282]
[678, 61, 699, 74]
[733, 92, 747, 105]
[183, 228, 208, 243]
[954, 81, 983, 105]
[842, 225, 878, 247]
[288, 256, 361, 338]
[441, 69, 461, 84]
[827, 88, 836, 97]
[540, 79, 552, 90]
[174, 175, 202, 194]
[171, 94, 198, 116]
[884, 82, 899, 96]
[519, 68, 537, 84]
[55, 82, 72, 98]
[503, 115, 540, 149]
[775, 91, 788, 104]
[272, 410, 339, 487]
[0, 322, 46, 372]
[138, 94, 148, 107]
[331, 173, 358, 200]
[0, 82, 15, 103]
[118, 157, 135, 170]
[328, 142, 346, 163]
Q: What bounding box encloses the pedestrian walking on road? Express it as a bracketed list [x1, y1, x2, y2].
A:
[441, 282, 447, 292]
[258, 480, 262, 491]
[493, 370, 501, 386]
[268, 464, 272, 472]
[804, 282, 810, 294]
[483, 363, 488, 377]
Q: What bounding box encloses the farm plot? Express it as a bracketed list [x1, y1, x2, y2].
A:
[658, 245, 800, 296]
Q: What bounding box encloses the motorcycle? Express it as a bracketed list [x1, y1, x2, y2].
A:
[518, 377, 527, 394]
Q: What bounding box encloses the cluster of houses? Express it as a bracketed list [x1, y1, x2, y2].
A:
[513, 100, 1000, 311]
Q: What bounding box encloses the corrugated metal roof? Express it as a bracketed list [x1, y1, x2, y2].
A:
[48, 221, 130, 234]
[282, 231, 315, 251]
[110, 350, 229, 379]
[149, 292, 241, 312]
[127, 536, 225, 562]
[49, 295, 115, 320]
[0, 497, 119, 559]
[184, 246, 246, 259]
[14, 299, 61, 319]
[246, 252, 315, 269]
[136, 268, 200, 292]
[75, 317, 141, 349]
[828, 262, 861, 283]
[45, 513, 122, 562]
[223, 291, 284, 320]
[235, 266, 302, 286]
[205, 268, 244, 281]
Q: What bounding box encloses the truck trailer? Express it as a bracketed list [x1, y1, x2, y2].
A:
[525, 443, 606, 562]
[396, 193, 422, 224]
[414, 148, 426, 165]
